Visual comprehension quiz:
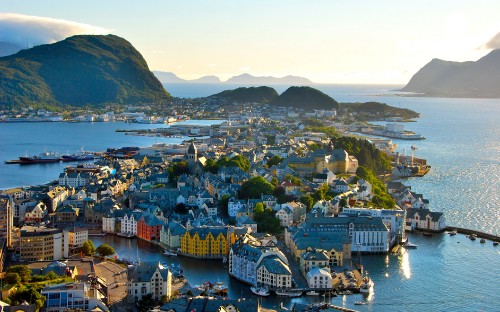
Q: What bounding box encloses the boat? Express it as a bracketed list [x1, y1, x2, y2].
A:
[275, 289, 303, 297]
[422, 232, 433, 237]
[449, 230, 457, 236]
[212, 281, 228, 295]
[163, 250, 178, 256]
[305, 290, 320, 296]
[480, 239, 486, 243]
[359, 276, 374, 294]
[469, 234, 477, 241]
[61, 150, 95, 162]
[19, 151, 61, 164]
[117, 232, 135, 238]
[250, 286, 270, 297]
[355, 301, 367, 305]
[493, 242, 499, 246]
[404, 241, 418, 249]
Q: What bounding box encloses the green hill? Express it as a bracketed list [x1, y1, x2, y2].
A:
[0, 35, 170, 108]
[209, 86, 279, 103]
[339, 102, 419, 120]
[271, 86, 339, 110]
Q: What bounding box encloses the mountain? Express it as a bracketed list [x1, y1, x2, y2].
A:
[153, 71, 312, 85]
[0, 42, 23, 57]
[339, 102, 419, 120]
[226, 73, 312, 85]
[209, 86, 279, 103]
[271, 86, 339, 110]
[400, 49, 500, 98]
[153, 71, 221, 84]
[0, 35, 170, 108]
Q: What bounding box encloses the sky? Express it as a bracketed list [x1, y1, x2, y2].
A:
[1, 0, 500, 84]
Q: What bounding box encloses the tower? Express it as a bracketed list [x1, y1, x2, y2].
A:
[188, 141, 197, 164]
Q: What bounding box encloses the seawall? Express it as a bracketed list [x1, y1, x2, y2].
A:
[443, 226, 500, 242]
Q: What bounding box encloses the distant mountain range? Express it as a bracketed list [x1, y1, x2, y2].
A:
[0, 35, 170, 108]
[153, 71, 313, 85]
[400, 49, 500, 98]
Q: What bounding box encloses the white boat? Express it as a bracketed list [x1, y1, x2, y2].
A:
[469, 234, 477, 240]
[355, 301, 367, 305]
[250, 286, 270, 297]
[163, 250, 178, 256]
[449, 230, 457, 236]
[275, 289, 302, 297]
[305, 290, 320, 296]
[359, 276, 374, 294]
[117, 232, 135, 238]
[404, 241, 418, 249]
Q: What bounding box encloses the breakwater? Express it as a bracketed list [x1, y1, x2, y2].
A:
[443, 226, 500, 242]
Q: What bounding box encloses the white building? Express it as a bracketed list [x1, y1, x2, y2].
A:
[102, 215, 116, 233]
[405, 208, 445, 232]
[256, 255, 292, 290]
[306, 268, 333, 289]
[58, 172, 91, 188]
[63, 228, 88, 258]
[121, 212, 141, 235]
[228, 198, 247, 218]
[275, 206, 293, 227]
[41, 282, 108, 312]
[128, 263, 172, 303]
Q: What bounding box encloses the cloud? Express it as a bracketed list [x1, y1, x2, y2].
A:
[481, 32, 500, 49]
[0, 13, 110, 48]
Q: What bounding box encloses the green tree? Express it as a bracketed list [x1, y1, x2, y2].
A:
[254, 209, 282, 234]
[266, 155, 284, 168]
[9, 285, 46, 310]
[82, 240, 95, 256]
[284, 174, 302, 186]
[239, 176, 274, 199]
[254, 202, 265, 214]
[4, 272, 21, 285]
[300, 194, 314, 210]
[7, 265, 31, 283]
[219, 195, 230, 216]
[96, 244, 115, 257]
[339, 198, 348, 207]
[174, 203, 188, 214]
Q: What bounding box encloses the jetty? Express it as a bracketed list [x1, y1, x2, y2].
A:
[442, 226, 500, 242]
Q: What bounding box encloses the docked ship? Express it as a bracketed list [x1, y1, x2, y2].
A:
[359, 276, 374, 294]
[250, 286, 270, 297]
[275, 289, 303, 297]
[61, 149, 95, 162]
[19, 151, 61, 164]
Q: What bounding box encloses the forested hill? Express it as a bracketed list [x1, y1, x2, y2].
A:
[208, 86, 279, 103]
[270, 86, 339, 110]
[0, 35, 170, 108]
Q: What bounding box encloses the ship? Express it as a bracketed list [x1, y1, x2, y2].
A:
[18, 151, 61, 164]
[61, 149, 95, 162]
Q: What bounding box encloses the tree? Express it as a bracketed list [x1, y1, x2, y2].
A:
[96, 244, 115, 257]
[284, 174, 302, 186]
[174, 203, 188, 214]
[300, 194, 314, 210]
[239, 176, 274, 199]
[82, 240, 95, 256]
[7, 265, 31, 283]
[219, 195, 230, 216]
[266, 155, 284, 168]
[254, 202, 265, 214]
[339, 198, 348, 207]
[4, 272, 21, 285]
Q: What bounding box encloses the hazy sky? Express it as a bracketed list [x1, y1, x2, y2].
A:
[1, 0, 500, 84]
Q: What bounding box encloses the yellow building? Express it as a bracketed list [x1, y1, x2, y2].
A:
[180, 226, 250, 259]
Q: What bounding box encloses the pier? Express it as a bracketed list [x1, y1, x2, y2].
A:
[442, 226, 500, 242]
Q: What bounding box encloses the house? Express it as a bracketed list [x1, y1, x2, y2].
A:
[160, 221, 187, 249]
[405, 208, 445, 232]
[56, 205, 79, 223]
[256, 255, 292, 290]
[228, 197, 247, 218]
[236, 216, 257, 233]
[23, 202, 47, 224]
[127, 262, 172, 303]
[306, 268, 333, 289]
[299, 249, 330, 276]
[275, 206, 293, 227]
[180, 226, 228, 259]
[274, 202, 307, 224]
[332, 178, 349, 193]
[137, 212, 165, 241]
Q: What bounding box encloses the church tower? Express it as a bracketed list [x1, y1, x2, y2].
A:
[188, 141, 197, 164]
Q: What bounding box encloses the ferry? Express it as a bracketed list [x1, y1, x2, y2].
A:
[212, 281, 228, 295]
[305, 290, 320, 296]
[250, 286, 270, 297]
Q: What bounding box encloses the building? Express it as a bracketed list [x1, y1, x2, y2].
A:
[56, 205, 79, 223]
[341, 207, 406, 245]
[180, 226, 249, 259]
[63, 228, 88, 258]
[299, 249, 330, 276]
[137, 212, 164, 241]
[41, 282, 108, 312]
[256, 255, 292, 290]
[0, 196, 13, 247]
[405, 208, 445, 232]
[20, 226, 63, 261]
[128, 262, 172, 303]
[229, 235, 289, 287]
[306, 268, 333, 289]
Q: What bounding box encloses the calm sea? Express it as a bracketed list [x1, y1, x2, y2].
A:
[1, 84, 499, 311]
